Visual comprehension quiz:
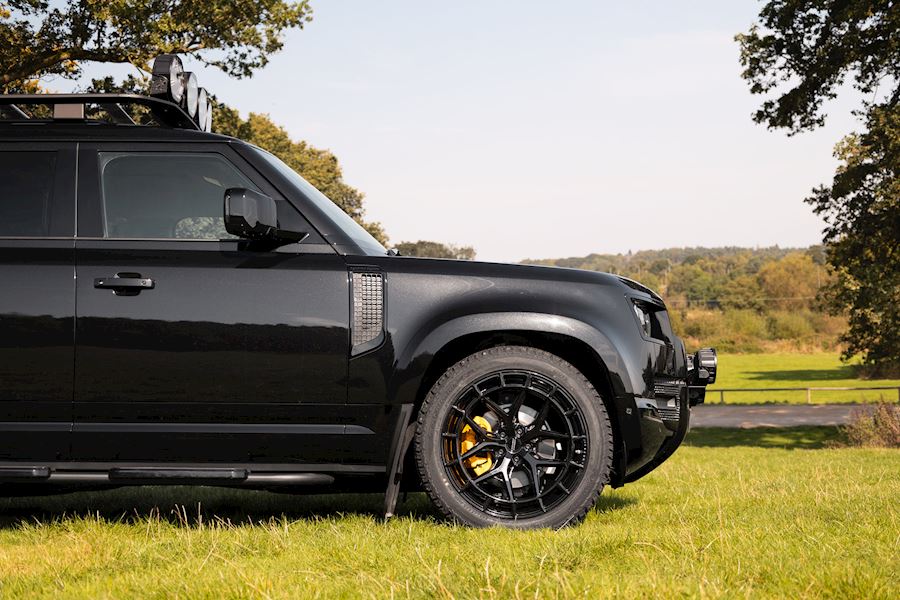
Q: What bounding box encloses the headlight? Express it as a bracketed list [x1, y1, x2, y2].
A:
[632, 301, 652, 337]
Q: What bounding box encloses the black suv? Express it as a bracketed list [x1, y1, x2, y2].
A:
[0, 62, 716, 528]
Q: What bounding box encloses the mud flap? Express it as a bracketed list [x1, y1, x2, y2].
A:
[383, 404, 416, 519]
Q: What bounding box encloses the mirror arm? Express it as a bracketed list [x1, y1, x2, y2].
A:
[275, 229, 308, 243]
[244, 231, 309, 251]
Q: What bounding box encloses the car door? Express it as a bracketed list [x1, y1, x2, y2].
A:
[73, 141, 351, 464]
[0, 142, 76, 461]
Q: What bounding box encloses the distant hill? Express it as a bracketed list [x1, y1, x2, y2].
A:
[523, 246, 823, 276]
[524, 246, 842, 353]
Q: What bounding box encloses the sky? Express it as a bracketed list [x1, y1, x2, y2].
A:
[66, 1, 864, 263]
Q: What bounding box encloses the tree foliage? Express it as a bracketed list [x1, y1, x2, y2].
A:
[212, 106, 387, 244]
[527, 247, 843, 353]
[808, 105, 899, 374]
[738, 1, 900, 374]
[757, 252, 822, 311]
[0, 0, 312, 91]
[736, 0, 898, 133]
[395, 240, 476, 260]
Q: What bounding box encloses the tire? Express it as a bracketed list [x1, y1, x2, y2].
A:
[415, 346, 613, 529]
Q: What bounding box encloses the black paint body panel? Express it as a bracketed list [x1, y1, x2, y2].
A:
[0, 124, 693, 490]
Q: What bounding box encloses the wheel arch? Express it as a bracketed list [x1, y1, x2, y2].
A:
[392, 313, 636, 486]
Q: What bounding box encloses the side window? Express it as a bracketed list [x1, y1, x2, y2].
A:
[99, 152, 259, 240]
[0, 152, 57, 237]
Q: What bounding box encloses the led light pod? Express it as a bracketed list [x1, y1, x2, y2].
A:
[182, 72, 199, 118]
[204, 102, 213, 132]
[196, 88, 208, 129]
[149, 55, 185, 104]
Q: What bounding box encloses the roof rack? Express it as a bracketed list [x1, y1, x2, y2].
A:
[0, 93, 200, 130]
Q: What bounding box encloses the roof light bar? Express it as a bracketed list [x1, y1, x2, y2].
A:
[0, 94, 200, 130]
[1, 55, 213, 132]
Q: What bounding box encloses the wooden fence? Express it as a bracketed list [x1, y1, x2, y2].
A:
[695, 386, 900, 404]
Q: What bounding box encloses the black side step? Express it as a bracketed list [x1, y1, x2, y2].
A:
[0, 467, 51, 480]
[245, 473, 334, 486]
[0, 467, 336, 486]
[109, 468, 248, 483]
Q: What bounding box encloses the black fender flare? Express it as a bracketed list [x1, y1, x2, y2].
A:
[389, 311, 642, 457]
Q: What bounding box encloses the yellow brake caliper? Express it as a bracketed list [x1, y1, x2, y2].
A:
[460, 415, 494, 476]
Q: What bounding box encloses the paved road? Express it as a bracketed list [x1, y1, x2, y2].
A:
[690, 403, 863, 428]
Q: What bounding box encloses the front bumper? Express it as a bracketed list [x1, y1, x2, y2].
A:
[623, 348, 717, 482]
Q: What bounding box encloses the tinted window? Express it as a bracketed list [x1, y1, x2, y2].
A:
[0, 152, 57, 237]
[99, 152, 259, 239]
[246, 146, 387, 255]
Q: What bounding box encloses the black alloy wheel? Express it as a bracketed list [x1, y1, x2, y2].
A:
[416, 346, 613, 529]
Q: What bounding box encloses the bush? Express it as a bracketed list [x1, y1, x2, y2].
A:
[839, 403, 900, 448]
[681, 309, 726, 339]
[769, 311, 814, 339]
[724, 309, 770, 339]
[807, 311, 847, 336]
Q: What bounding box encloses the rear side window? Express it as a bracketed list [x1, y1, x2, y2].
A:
[99, 152, 259, 239]
[0, 152, 57, 237]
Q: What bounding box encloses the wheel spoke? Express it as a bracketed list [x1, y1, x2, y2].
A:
[459, 440, 501, 462]
[509, 386, 527, 421]
[471, 463, 505, 486]
[522, 454, 544, 498]
[482, 396, 513, 430]
[503, 469, 516, 504]
[529, 397, 551, 432]
[524, 428, 571, 443]
[461, 413, 492, 440]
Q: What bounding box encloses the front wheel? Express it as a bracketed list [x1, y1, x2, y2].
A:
[415, 346, 613, 529]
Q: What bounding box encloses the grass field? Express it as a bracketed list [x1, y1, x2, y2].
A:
[708, 352, 900, 404]
[0, 428, 896, 599]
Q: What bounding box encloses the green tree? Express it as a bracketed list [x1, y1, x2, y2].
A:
[666, 263, 724, 307]
[809, 107, 899, 374]
[738, 1, 900, 374]
[720, 274, 765, 312]
[0, 0, 311, 91]
[213, 107, 387, 244]
[395, 241, 476, 260]
[756, 252, 822, 311]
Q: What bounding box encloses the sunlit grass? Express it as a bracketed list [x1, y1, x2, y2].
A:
[0, 428, 896, 598]
[709, 353, 900, 403]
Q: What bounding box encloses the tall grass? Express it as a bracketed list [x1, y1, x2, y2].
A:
[839, 403, 900, 447]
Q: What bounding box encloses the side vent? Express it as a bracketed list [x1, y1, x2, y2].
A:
[351, 270, 385, 353]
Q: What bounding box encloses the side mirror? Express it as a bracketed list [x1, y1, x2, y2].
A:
[224, 188, 307, 244]
[224, 188, 277, 239]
